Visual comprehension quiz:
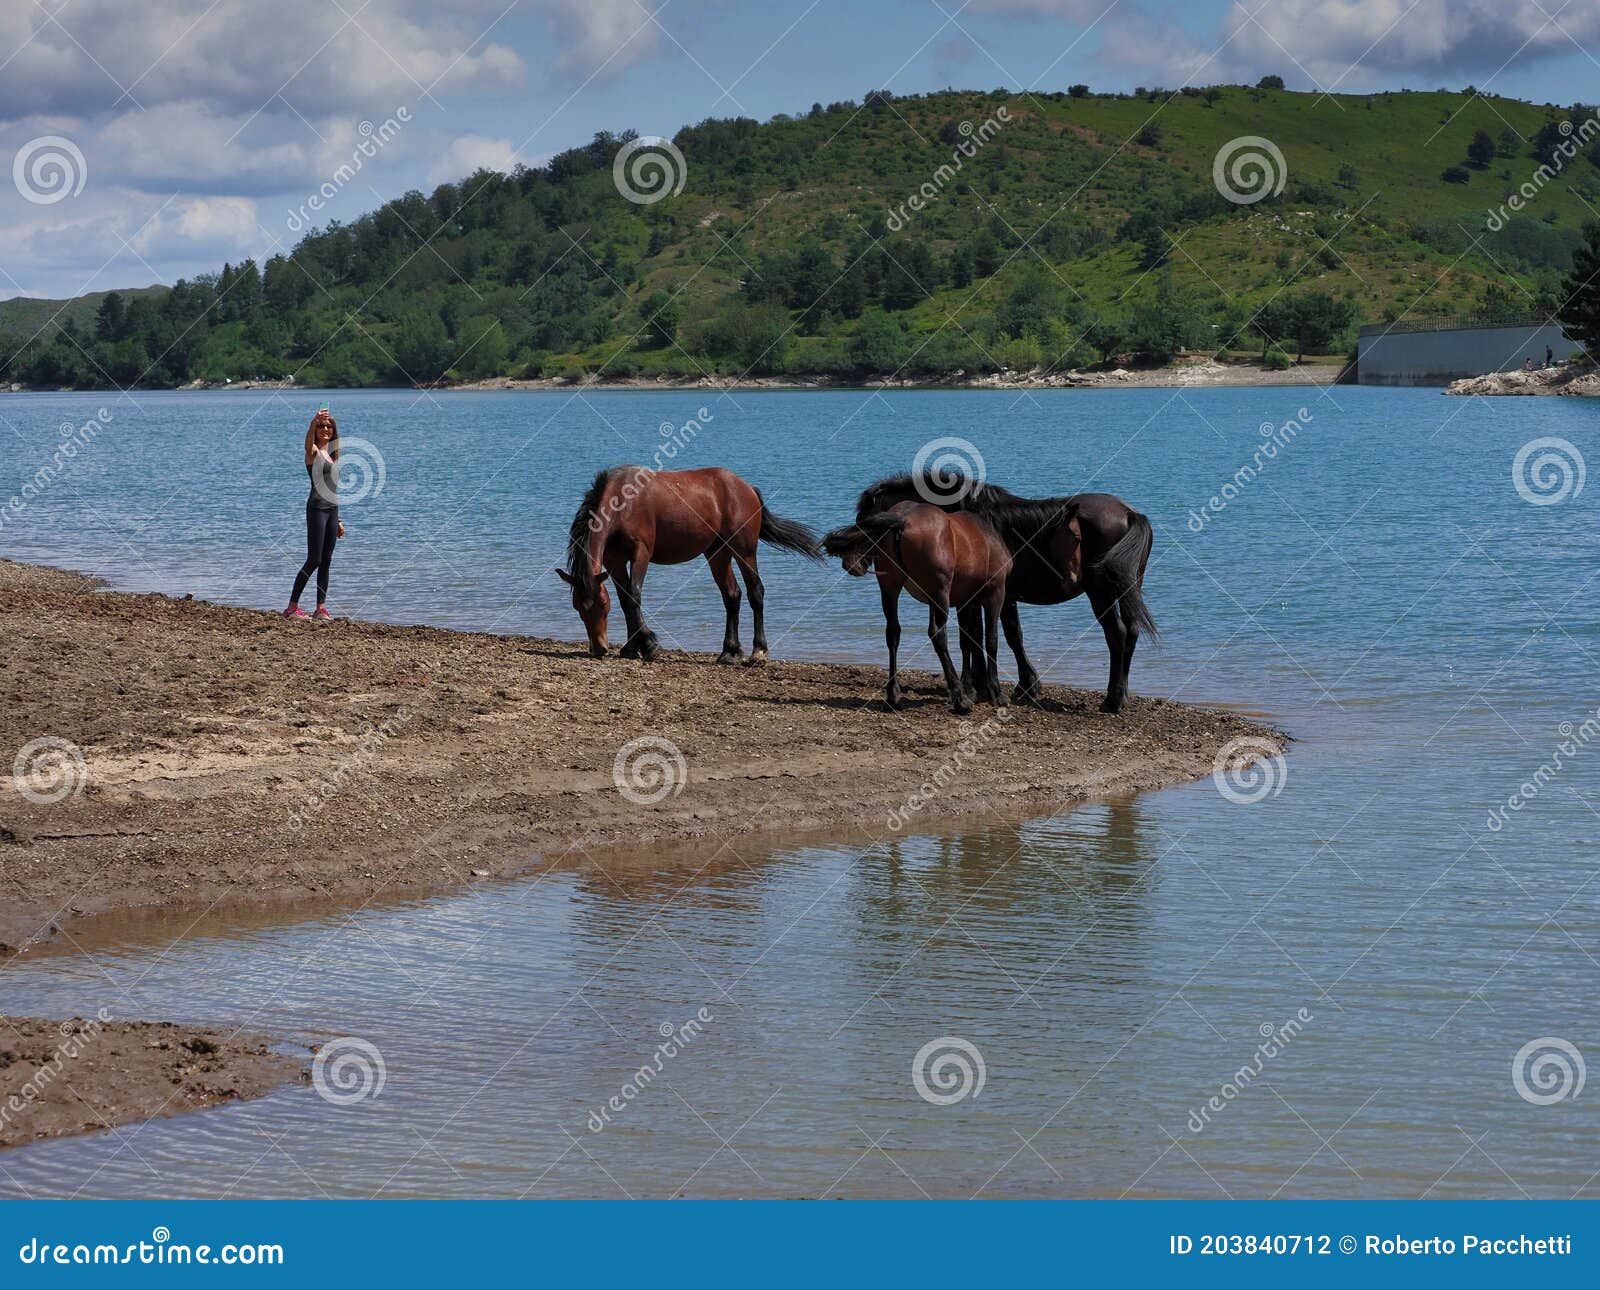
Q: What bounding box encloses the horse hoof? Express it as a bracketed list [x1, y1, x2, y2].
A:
[618, 642, 640, 659]
[952, 697, 974, 716]
[716, 649, 742, 665]
[1099, 696, 1125, 715]
[885, 692, 904, 711]
[1013, 682, 1042, 707]
[639, 636, 661, 662]
[991, 690, 1009, 709]
[744, 650, 768, 668]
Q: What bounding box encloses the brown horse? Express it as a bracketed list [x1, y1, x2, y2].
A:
[559, 466, 822, 663]
[824, 501, 1011, 714]
[853, 473, 1156, 713]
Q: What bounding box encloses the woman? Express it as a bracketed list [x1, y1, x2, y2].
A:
[285, 408, 346, 620]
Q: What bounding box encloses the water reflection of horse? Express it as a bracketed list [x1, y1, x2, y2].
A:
[559, 465, 822, 662]
[851, 473, 1157, 713]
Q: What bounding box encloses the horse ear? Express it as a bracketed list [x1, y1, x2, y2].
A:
[555, 568, 574, 585]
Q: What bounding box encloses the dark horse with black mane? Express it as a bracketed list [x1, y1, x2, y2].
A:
[852, 473, 1156, 713]
[560, 465, 822, 663]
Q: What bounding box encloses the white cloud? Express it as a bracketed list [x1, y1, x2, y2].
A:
[428, 134, 518, 185]
[542, 0, 664, 76]
[1217, 0, 1600, 89]
[0, 0, 523, 122]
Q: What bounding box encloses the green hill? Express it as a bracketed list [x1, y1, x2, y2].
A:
[0, 286, 166, 347]
[4, 85, 1596, 389]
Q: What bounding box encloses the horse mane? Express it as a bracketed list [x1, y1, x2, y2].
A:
[566, 467, 615, 595]
[855, 471, 1079, 545]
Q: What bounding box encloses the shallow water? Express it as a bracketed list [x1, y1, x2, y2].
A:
[0, 384, 1596, 1197]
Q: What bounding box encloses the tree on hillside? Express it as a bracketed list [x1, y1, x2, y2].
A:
[1255, 290, 1359, 361]
[1467, 129, 1496, 169]
[1068, 84, 1089, 98]
[640, 290, 678, 349]
[1498, 127, 1522, 158]
[1533, 119, 1569, 167]
[94, 292, 126, 342]
[1257, 75, 1285, 90]
[1558, 220, 1600, 357]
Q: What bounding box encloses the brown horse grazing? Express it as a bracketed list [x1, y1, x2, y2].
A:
[824, 502, 1011, 715]
[559, 466, 823, 663]
[852, 473, 1156, 713]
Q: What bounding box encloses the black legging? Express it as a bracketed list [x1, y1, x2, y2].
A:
[291, 505, 339, 606]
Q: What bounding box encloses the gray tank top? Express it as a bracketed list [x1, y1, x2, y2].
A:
[307, 453, 338, 509]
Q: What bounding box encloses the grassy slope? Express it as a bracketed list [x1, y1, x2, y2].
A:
[559, 86, 1594, 371]
[0, 286, 167, 344]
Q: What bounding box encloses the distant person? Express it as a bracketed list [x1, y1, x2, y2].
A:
[1524, 357, 1535, 371]
[1546, 345, 1554, 367]
[285, 408, 345, 620]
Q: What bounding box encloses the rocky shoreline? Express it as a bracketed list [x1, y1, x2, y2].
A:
[1445, 364, 1600, 396]
[0, 359, 1345, 396]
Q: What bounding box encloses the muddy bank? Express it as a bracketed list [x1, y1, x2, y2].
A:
[0, 557, 1283, 959]
[1445, 364, 1600, 396]
[0, 1015, 304, 1151]
[0, 559, 1286, 954]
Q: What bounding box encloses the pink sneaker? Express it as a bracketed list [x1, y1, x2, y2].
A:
[283, 605, 308, 619]
[312, 606, 333, 621]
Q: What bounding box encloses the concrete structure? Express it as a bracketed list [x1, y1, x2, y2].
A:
[1356, 314, 1583, 386]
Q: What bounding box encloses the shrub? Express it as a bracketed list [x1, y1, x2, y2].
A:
[1264, 346, 1292, 370]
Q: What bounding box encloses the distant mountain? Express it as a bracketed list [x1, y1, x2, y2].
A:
[0, 286, 168, 346]
[3, 85, 1594, 389]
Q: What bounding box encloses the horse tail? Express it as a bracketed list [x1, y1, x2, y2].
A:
[755, 492, 825, 561]
[1092, 509, 1158, 638]
[855, 510, 908, 543]
[822, 511, 905, 572]
[822, 523, 868, 560]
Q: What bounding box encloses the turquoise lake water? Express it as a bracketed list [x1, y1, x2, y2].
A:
[0, 384, 1595, 1197]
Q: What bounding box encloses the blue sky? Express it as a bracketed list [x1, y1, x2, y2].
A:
[2, 0, 1598, 301]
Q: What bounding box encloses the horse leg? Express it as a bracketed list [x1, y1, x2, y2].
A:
[928, 599, 972, 716]
[619, 549, 660, 662]
[957, 605, 984, 701]
[735, 551, 768, 666]
[958, 618, 976, 700]
[1088, 582, 1128, 713]
[881, 579, 904, 710]
[1117, 589, 1143, 706]
[708, 550, 743, 664]
[1002, 601, 1042, 705]
[984, 593, 1007, 709]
